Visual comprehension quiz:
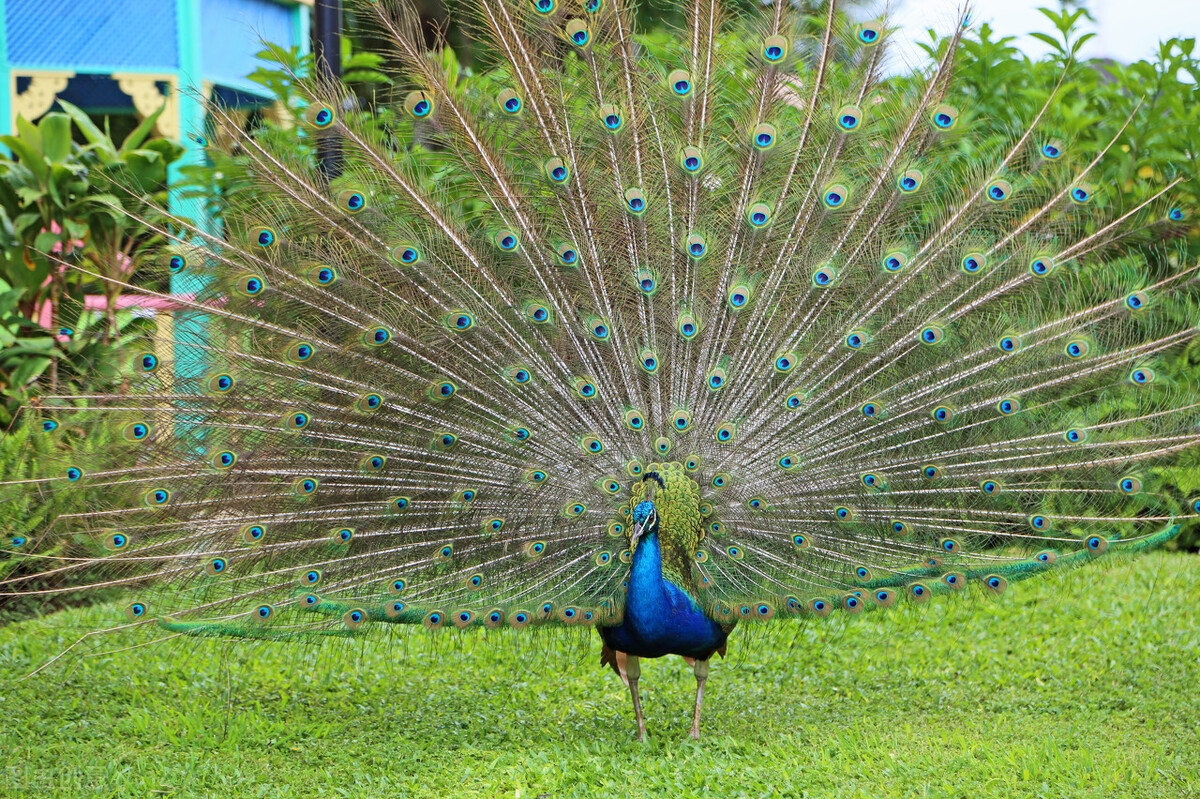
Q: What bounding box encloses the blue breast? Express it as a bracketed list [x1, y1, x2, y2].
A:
[599, 532, 728, 659]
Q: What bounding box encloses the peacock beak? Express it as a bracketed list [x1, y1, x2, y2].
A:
[630, 518, 647, 552]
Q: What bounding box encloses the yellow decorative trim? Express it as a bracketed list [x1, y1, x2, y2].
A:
[262, 101, 297, 130]
[113, 73, 180, 140]
[12, 71, 74, 127]
[152, 311, 175, 402]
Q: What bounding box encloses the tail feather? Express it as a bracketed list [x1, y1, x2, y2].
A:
[2, 0, 1195, 657]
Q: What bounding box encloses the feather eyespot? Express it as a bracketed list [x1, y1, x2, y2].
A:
[836, 105, 862, 132]
[543, 157, 570, 184]
[304, 103, 335, 129]
[103, 531, 131, 551]
[249, 226, 277, 249]
[845, 330, 870, 349]
[494, 231, 519, 251]
[337, 189, 367, 213]
[761, 35, 789, 62]
[881, 250, 909, 273]
[727, 284, 752, 309]
[394, 245, 421, 264]
[1029, 257, 1055, 276]
[997, 397, 1020, 415]
[364, 327, 391, 346]
[942, 572, 965, 590]
[1130, 367, 1155, 385]
[554, 243, 578, 266]
[1118, 476, 1142, 494]
[497, 89, 522, 115]
[565, 19, 590, 46]
[144, 488, 171, 506]
[986, 179, 1012, 202]
[404, 91, 434, 118]
[998, 335, 1020, 352]
[751, 123, 776, 150]
[679, 146, 704, 173]
[823, 184, 849, 209]
[931, 104, 958, 130]
[624, 188, 647, 215]
[667, 69, 692, 97]
[1064, 339, 1089, 359]
[211, 450, 237, 469]
[746, 203, 772, 227]
[812, 265, 837, 287]
[898, 169, 923, 193]
[961, 252, 986, 273]
[599, 104, 622, 131]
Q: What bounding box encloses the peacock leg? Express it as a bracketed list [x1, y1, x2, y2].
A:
[626, 655, 646, 741]
[690, 658, 710, 740]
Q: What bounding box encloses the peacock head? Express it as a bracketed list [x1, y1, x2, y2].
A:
[630, 499, 659, 551]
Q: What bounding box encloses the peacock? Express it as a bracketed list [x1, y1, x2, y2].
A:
[3, 0, 1198, 743]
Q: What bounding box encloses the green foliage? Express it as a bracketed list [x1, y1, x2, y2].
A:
[0, 103, 183, 423]
[0, 552, 1196, 796]
[931, 8, 1198, 234]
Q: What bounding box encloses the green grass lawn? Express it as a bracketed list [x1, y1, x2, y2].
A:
[1, 552, 1197, 798]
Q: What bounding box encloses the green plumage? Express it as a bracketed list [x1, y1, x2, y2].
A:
[2, 0, 1196, 738]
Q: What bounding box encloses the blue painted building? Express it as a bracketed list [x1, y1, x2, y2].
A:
[2, 0, 310, 140]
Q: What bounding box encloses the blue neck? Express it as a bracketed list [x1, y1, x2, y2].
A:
[628, 532, 669, 616]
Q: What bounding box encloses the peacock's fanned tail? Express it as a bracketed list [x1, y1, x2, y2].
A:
[4, 0, 1196, 652]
